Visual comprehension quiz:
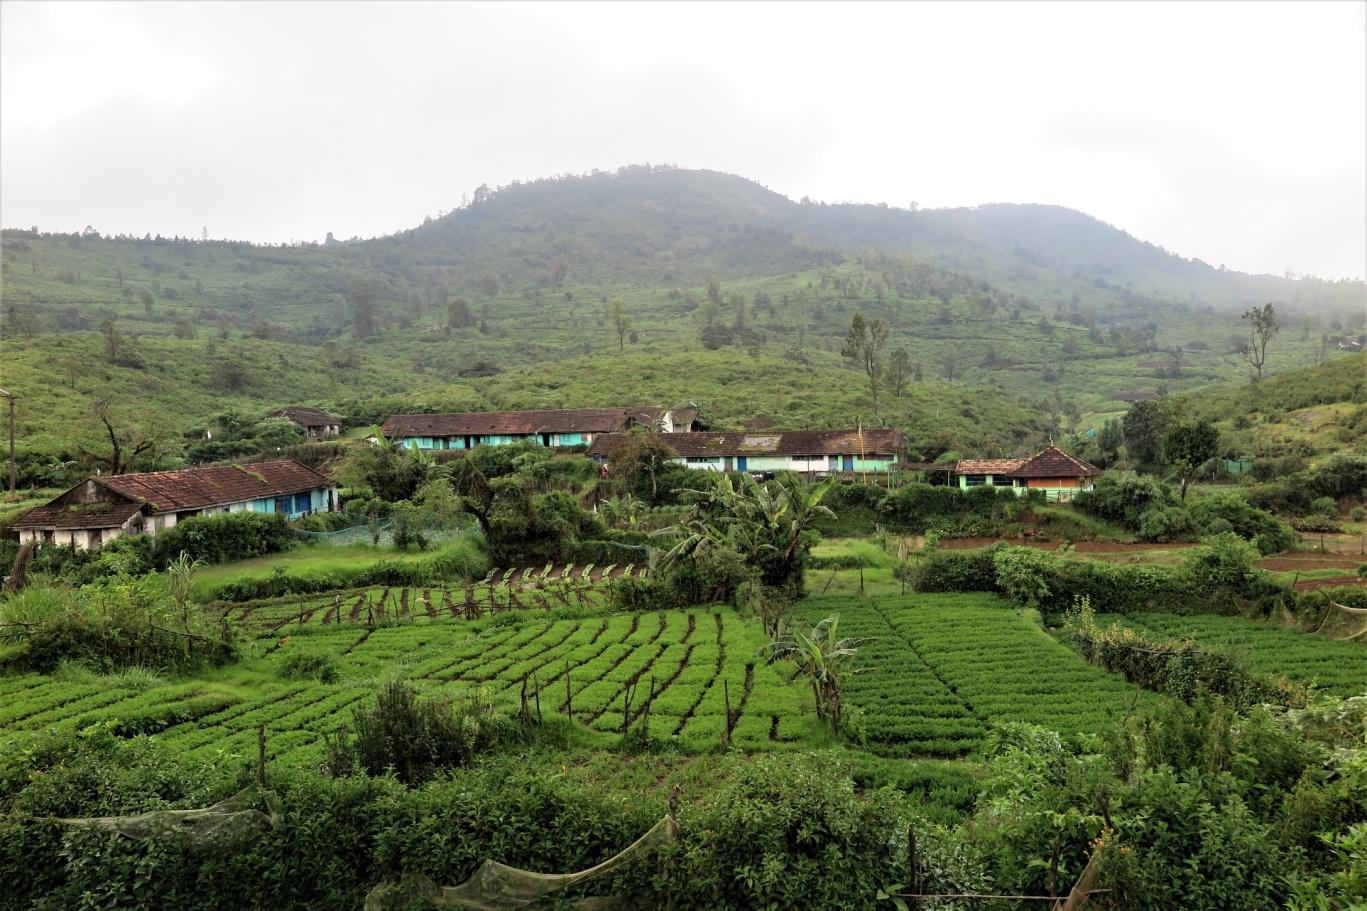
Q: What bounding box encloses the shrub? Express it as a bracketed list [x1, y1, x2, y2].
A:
[916, 547, 1002, 593]
[324, 681, 520, 785]
[1311, 496, 1339, 517]
[151, 512, 296, 567]
[0, 581, 235, 673]
[992, 546, 1059, 609]
[1137, 505, 1192, 542]
[1187, 494, 1294, 554]
[1074, 471, 1174, 528]
[1351, 506, 1366, 522]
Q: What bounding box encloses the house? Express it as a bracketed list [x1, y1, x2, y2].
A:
[953, 445, 1101, 501]
[12, 458, 336, 550]
[269, 407, 341, 439]
[585, 429, 908, 474]
[381, 407, 702, 450]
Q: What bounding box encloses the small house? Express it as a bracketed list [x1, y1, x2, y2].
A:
[585, 429, 908, 475]
[12, 458, 336, 550]
[381, 407, 701, 450]
[953, 445, 1100, 501]
[269, 407, 341, 439]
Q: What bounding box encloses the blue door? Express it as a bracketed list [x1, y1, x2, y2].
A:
[842, 455, 854, 471]
[737, 456, 748, 472]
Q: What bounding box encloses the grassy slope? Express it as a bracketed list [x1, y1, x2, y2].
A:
[3, 168, 1362, 468]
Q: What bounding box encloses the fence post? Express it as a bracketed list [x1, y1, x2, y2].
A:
[907, 825, 920, 911]
[257, 725, 266, 788]
[565, 660, 573, 717]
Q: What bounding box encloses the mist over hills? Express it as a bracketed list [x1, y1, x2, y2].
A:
[1, 164, 1362, 474]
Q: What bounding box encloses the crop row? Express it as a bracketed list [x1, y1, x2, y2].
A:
[1120, 612, 1367, 697]
[0, 607, 809, 758]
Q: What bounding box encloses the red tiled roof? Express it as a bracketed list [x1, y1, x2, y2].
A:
[381, 407, 666, 438]
[96, 459, 331, 513]
[1009, 446, 1101, 479]
[954, 458, 1025, 476]
[12, 501, 142, 530]
[585, 429, 907, 459]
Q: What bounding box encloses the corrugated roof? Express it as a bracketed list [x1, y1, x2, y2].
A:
[12, 501, 142, 530]
[954, 458, 1026, 476]
[586, 429, 907, 459]
[1009, 446, 1101, 479]
[270, 406, 338, 426]
[96, 459, 331, 513]
[381, 407, 666, 438]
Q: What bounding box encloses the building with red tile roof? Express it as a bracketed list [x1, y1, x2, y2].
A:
[953, 445, 1101, 501]
[12, 459, 336, 550]
[586, 429, 907, 474]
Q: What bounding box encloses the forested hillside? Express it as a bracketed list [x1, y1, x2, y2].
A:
[1, 165, 1362, 480]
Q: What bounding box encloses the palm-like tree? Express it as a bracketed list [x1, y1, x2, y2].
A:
[759, 615, 869, 732]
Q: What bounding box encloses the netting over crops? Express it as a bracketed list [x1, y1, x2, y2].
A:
[53, 785, 281, 846]
[1314, 600, 1367, 642]
[364, 813, 679, 911]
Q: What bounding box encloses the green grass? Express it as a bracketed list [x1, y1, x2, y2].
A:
[1119, 612, 1367, 697]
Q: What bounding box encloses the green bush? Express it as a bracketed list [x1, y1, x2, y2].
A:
[915, 547, 1002, 593]
[0, 581, 235, 674]
[151, 512, 297, 567]
[1074, 471, 1175, 528]
[1137, 505, 1192, 542]
[324, 681, 521, 785]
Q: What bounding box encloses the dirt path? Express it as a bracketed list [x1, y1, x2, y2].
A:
[939, 537, 1197, 554]
[1291, 575, 1366, 592]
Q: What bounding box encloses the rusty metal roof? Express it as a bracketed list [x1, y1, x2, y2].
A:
[381, 407, 666, 438]
[586, 429, 907, 459]
[95, 458, 331, 513]
[12, 501, 142, 530]
[270, 407, 338, 426]
[954, 458, 1026, 476]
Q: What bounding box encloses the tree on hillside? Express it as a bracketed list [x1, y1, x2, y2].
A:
[840, 314, 888, 407]
[447, 297, 474, 329]
[732, 293, 747, 331]
[80, 400, 167, 474]
[609, 298, 631, 352]
[140, 288, 154, 318]
[1163, 418, 1221, 500]
[349, 279, 378, 340]
[888, 348, 912, 398]
[1240, 303, 1279, 381]
[939, 343, 961, 382]
[480, 273, 500, 297]
[1123, 399, 1168, 469]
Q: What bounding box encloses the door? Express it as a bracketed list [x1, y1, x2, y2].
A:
[737, 456, 748, 472]
[842, 455, 854, 472]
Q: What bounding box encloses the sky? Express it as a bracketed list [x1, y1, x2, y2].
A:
[2, 1, 1364, 279]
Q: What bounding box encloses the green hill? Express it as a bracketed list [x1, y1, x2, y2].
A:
[1, 165, 1362, 478]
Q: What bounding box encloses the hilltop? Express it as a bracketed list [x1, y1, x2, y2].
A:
[1, 165, 1362, 477]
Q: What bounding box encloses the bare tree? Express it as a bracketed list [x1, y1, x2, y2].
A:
[841, 314, 889, 407]
[609, 298, 631, 352]
[79, 400, 162, 474]
[1240, 303, 1279, 381]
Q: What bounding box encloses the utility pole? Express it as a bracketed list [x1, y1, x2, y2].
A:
[0, 388, 15, 498]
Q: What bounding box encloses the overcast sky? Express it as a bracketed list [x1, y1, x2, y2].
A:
[2, 1, 1364, 279]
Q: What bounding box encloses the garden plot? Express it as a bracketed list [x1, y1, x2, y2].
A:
[1120, 612, 1367, 697]
[0, 607, 809, 759]
[799, 592, 1157, 756]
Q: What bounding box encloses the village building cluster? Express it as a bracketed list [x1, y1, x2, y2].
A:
[13, 404, 1099, 549]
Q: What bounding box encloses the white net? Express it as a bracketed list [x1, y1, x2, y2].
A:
[364, 814, 679, 911]
[53, 784, 281, 846]
[1313, 600, 1367, 642]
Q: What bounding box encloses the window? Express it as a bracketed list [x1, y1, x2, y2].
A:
[964, 475, 987, 486]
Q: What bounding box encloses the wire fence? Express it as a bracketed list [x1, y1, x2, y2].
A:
[293, 513, 480, 548]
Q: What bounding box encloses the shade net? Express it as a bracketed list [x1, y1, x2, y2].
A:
[53, 784, 281, 847]
[365, 814, 679, 911]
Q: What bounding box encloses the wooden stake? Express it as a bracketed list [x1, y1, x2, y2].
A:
[257, 725, 266, 788]
[533, 671, 542, 723]
[565, 660, 573, 716]
[723, 679, 733, 745]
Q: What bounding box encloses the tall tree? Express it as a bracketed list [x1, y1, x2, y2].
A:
[349, 279, 378, 340]
[1123, 399, 1168, 468]
[1163, 418, 1220, 500]
[887, 347, 912, 398]
[609, 298, 631, 352]
[1240, 303, 1279, 381]
[840, 314, 889, 407]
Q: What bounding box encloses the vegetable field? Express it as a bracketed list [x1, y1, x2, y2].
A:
[1119, 612, 1367, 697]
[0, 605, 808, 763]
[800, 593, 1159, 757]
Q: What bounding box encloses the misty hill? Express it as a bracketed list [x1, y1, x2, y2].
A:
[1, 165, 1362, 475]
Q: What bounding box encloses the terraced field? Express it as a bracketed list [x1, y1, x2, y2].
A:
[800, 593, 1159, 757]
[1119, 612, 1367, 697]
[0, 605, 808, 765]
